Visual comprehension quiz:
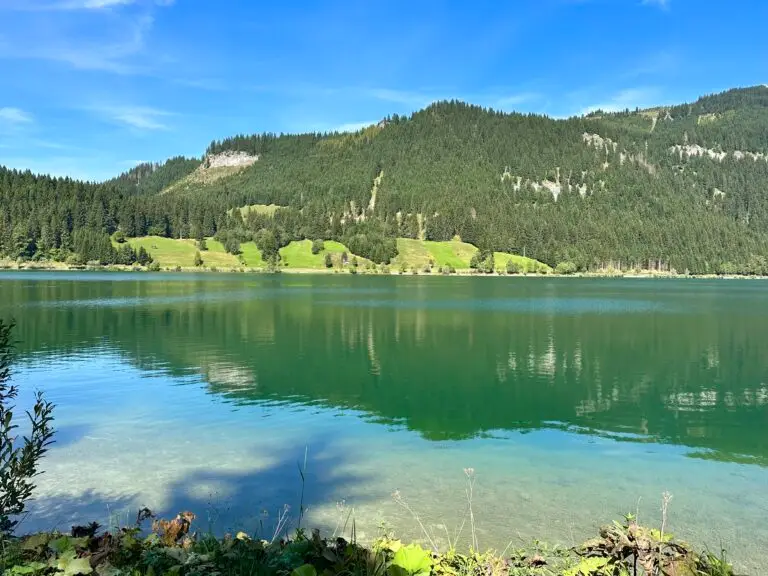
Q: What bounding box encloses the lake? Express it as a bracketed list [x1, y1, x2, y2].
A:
[1, 272, 767, 572]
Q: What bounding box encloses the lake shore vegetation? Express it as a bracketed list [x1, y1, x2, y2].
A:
[0, 322, 745, 576]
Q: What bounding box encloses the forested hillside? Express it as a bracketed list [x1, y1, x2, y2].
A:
[2, 86, 768, 273]
[107, 156, 201, 196]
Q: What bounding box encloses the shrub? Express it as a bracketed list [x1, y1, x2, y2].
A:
[148, 261, 161, 272]
[198, 238, 208, 251]
[0, 320, 55, 535]
[324, 253, 333, 268]
[224, 236, 241, 256]
[506, 260, 521, 275]
[136, 247, 153, 266]
[555, 261, 578, 275]
[471, 251, 494, 273]
[112, 230, 126, 243]
[311, 239, 325, 255]
[194, 251, 203, 267]
[115, 244, 137, 266]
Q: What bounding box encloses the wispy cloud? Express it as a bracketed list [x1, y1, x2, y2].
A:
[364, 88, 440, 107]
[0, 107, 33, 124]
[171, 77, 229, 91]
[63, 0, 135, 9]
[91, 104, 174, 130]
[577, 87, 660, 116]
[1, 0, 173, 10]
[332, 121, 376, 133]
[641, 0, 670, 10]
[488, 92, 539, 110]
[42, 15, 153, 74]
[0, 1, 173, 75]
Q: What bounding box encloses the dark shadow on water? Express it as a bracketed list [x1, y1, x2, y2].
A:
[24, 435, 373, 539]
[51, 423, 92, 451]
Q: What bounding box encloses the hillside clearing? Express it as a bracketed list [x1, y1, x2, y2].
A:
[118, 236, 260, 269]
[279, 239, 372, 269]
[493, 252, 552, 273]
[116, 236, 548, 273]
[233, 203, 284, 218]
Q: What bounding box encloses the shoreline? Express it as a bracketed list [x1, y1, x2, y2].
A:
[3, 516, 738, 576]
[1, 260, 767, 279]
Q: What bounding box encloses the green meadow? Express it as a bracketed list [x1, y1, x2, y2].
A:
[116, 236, 549, 273]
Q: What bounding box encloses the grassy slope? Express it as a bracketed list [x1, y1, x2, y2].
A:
[493, 252, 552, 273]
[121, 236, 265, 269]
[120, 236, 547, 272]
[425, 239, 479, 269]
[395, 238, 550, 272]
[237, 203, 283, 217]
[393, 238, 432, 269]
[278, 239, 351, 269]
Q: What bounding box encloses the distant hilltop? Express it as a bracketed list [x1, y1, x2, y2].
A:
[3, 85, 768, 275]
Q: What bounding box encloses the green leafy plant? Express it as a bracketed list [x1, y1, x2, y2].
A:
[390, 544, 432, 576]
[0, 320, 55, 535]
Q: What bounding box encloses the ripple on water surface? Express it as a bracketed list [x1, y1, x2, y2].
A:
[3, 273, 768, 574]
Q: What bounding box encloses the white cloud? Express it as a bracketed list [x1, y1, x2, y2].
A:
[105, 106, 171, 130]
[365, 88, 441, 108]
[490, 92, 539, 110]
[578, 87, 660, 116]
[0, 107, 33, 124]
[0, 0, 173, 74]
[0, 0, 173, 10]
[1, 14, 154, 74]
[332, 121, 376, 133]
[75, 0, 135, 8]
[91, 104, 173, 130]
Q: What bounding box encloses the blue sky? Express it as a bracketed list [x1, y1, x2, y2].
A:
[0, 0, 766, 181]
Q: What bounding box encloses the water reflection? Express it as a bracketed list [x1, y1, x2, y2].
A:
[2, 273, 768, 463]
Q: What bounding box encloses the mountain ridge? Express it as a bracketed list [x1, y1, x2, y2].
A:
[2, 85, 768, 274]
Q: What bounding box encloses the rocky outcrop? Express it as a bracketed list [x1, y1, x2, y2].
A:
[583, 132, 618, 153]
[203, 151, 260, 169]
[670, 144, 767, 162]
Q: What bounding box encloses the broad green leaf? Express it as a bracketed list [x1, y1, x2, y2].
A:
[51, 551, 93, 576]
[291, 564, 317, 576]
[375, 538, 403, 553]
[10, 562, 47, 575]
[95, 563, 123, 576]
[564, 556, 610, 576]
[387, 566, 410, 576]
[63, 558, 94, 576]
[391, 544, 432, 576]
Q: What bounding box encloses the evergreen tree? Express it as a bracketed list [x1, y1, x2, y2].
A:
[137, 247, 153, 266]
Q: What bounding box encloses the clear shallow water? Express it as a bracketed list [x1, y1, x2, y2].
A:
[2, 272, 767, 572]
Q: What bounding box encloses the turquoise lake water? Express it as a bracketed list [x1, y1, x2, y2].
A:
[1, 272, 767, 572]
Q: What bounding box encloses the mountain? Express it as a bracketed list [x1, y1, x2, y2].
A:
[2, 85, 768, 273]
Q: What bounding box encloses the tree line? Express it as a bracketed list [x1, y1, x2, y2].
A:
[3, 86, 768, 273]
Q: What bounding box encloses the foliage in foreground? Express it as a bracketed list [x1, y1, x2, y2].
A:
[0, 508, 740, 576]
[0, 320, 55, 535]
